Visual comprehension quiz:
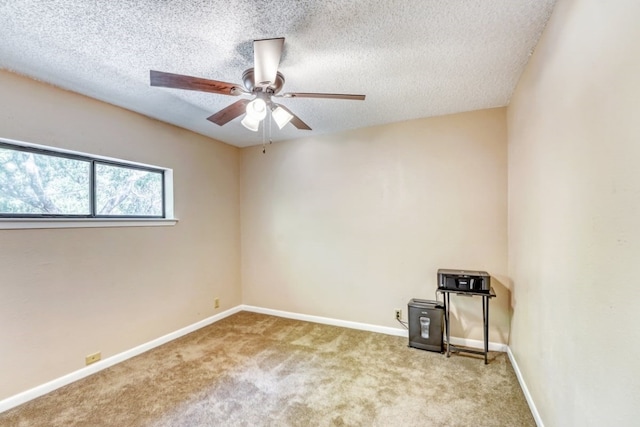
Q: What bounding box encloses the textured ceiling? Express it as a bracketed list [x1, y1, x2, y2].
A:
[0, 1, 556, 148]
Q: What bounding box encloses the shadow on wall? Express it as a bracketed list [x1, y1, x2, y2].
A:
[447, 276, 512, 345]
[493, 277, 512, 344]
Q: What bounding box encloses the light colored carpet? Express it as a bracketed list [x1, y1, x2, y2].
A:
[0, 312, 534, 426]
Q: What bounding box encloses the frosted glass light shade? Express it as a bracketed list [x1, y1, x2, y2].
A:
[272, 106, 293, 129]
[241, 115, 260, 132]
[246, 98, 267, 120]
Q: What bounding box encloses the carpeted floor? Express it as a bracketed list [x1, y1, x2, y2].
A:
[0, 312, 534, 426]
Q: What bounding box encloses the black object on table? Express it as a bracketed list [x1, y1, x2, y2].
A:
[437, 287, 496, 364]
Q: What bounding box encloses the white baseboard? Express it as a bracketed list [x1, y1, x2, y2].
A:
[507, 347, 544, 427]
[241, 305, 508, 352]
[1, 304, 509, 414]
[448, 336, 508, 352]
[241, 304, 409, 337]
[0, 306, 242, 414]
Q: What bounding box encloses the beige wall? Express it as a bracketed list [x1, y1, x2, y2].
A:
[0, 70, 241, 400]
[507, 0, 640, 425]
[241, 109, 509, 343]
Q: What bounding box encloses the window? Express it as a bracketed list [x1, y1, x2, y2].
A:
[0, 138, 174, 226]
[0, 148, 91, 216]
[94, 163, 163, 217]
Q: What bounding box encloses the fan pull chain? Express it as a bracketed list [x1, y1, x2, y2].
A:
[262, 115, 266, 154]
[269, 110, 273, 146]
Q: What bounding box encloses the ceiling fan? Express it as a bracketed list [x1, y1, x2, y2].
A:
[150, 37, 365, 133]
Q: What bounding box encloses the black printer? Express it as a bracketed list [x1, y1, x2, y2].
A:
[437, 269, 491, 293]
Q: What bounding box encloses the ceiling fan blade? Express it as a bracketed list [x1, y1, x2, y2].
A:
[253, 37, 284, 88]
[280, 92, 366, 101]
[274, 104, 312, 130]
[206, 99, 250, 126]
[150, 70, 242, 96]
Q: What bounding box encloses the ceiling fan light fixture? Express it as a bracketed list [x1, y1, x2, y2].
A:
[271, 106, 293, 129]
[241, 115, 260, 132]
[245, 98, 267, 121]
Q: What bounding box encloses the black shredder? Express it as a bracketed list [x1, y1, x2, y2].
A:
[408, 299, 444, 352]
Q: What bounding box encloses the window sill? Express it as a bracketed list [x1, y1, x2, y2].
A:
[0, 218, 178, 230]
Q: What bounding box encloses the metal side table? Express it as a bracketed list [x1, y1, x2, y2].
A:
[437, 287, 496, 364]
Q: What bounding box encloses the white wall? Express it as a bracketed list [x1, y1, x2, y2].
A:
[0, 70, 241, 400]
[507, 0, 640, 425]
[241, 109, 509, 343]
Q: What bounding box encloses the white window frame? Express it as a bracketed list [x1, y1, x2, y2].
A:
[0, 137, 177, 229]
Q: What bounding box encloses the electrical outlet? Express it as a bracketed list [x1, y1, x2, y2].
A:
[85, 352, 101, 365]
[214, 297, 220, 309]
[395, 309, 402, 320]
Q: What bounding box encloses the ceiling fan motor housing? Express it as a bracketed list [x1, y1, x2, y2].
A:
[242, 68, 285, 94]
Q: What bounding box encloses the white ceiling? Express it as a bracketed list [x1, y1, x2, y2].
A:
[0, 0, 556, 148]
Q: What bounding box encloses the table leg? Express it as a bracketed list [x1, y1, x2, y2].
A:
[483, 295, 489, 365]
[445, 293, 451, 357]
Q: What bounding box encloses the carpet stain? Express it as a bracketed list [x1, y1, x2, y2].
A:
[0, 312, 535, 426]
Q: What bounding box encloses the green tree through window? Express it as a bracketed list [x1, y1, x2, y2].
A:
[96, 163, 163, 216]
[0, 147, 90, 215]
